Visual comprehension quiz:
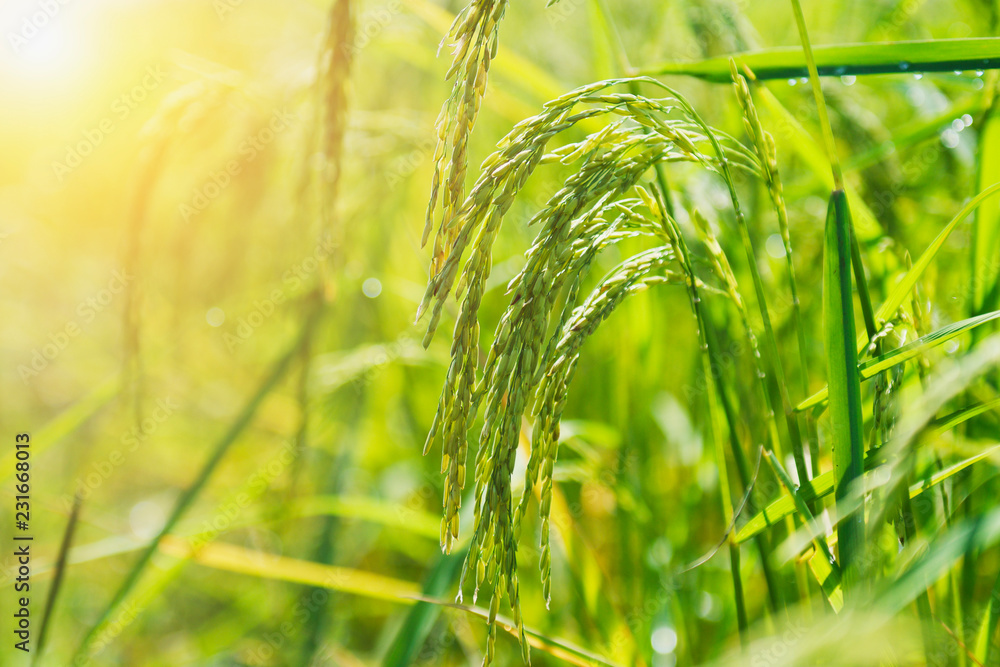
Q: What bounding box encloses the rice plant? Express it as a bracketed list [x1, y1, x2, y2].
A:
[417, 1, 1000, 664]
[7, 1, 1000, 666]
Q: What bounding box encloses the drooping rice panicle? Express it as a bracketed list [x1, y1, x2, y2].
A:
[521, 246, 683, 604]
[424, 0, 510, 277]
[418, 78, 760, 664]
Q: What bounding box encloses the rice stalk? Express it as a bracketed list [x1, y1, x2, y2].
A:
[682, 81, 811, 487]
[121, 81, 217, 430]
[701, 336, 750, 646]
[299, 6, 355, 656]
[317, 0, 354, 299]
[787, 0, 843, 189]
[702, 312, 786, 615]
[730, 61, 814, 460]
[788, 0, 878, 344]
[665, 183, 786, 615]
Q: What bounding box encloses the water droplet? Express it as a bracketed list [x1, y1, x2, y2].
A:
[913, 73, 923, 80]
[962, 113, 974, 126]
[899, 61, 911, 71]
[787, 78, 797, 86]
[799, 77, 809, 84]
[130, 500, 167, 541]
[362, 277, 383, 298]
[765, 233, 786, 259]
[841, 75, 856, 86]
[976, 69, 985, 76]
[952, 118, 966, 132]
[941, 128, 961, 148]
[954, 70, 964, 76]
[651, 626, 679, 655]
[974, 78, 985, 90]
[206, 307, 226, 327]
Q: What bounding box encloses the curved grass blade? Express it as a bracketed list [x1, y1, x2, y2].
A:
[869, 182, 1000, 342]
[31, 493, 444, 586]
[823, 189, 865, 594]
[736, 444, 1000, 544]
[862, 311, 1000, 376]
[929, 397, 1000, 435]
[158, 537, 621, 667]
[159, 536, 420, 602]
[931, 403, 1000, 438]
[639, 37, 1000, 82]
[422, 598, 623, 667]
[878, 508, 1000, 617]
[797, 310, 1000, 411]
[763, 449, 843, 611]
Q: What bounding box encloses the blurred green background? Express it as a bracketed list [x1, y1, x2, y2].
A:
[2, 0, 999, 665]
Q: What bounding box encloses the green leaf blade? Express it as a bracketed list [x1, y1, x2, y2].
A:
[640, 37, 1000, 82]
[823, 190, 865, 594]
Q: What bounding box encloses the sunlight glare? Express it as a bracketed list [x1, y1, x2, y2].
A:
[2, 4, 88, 87]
